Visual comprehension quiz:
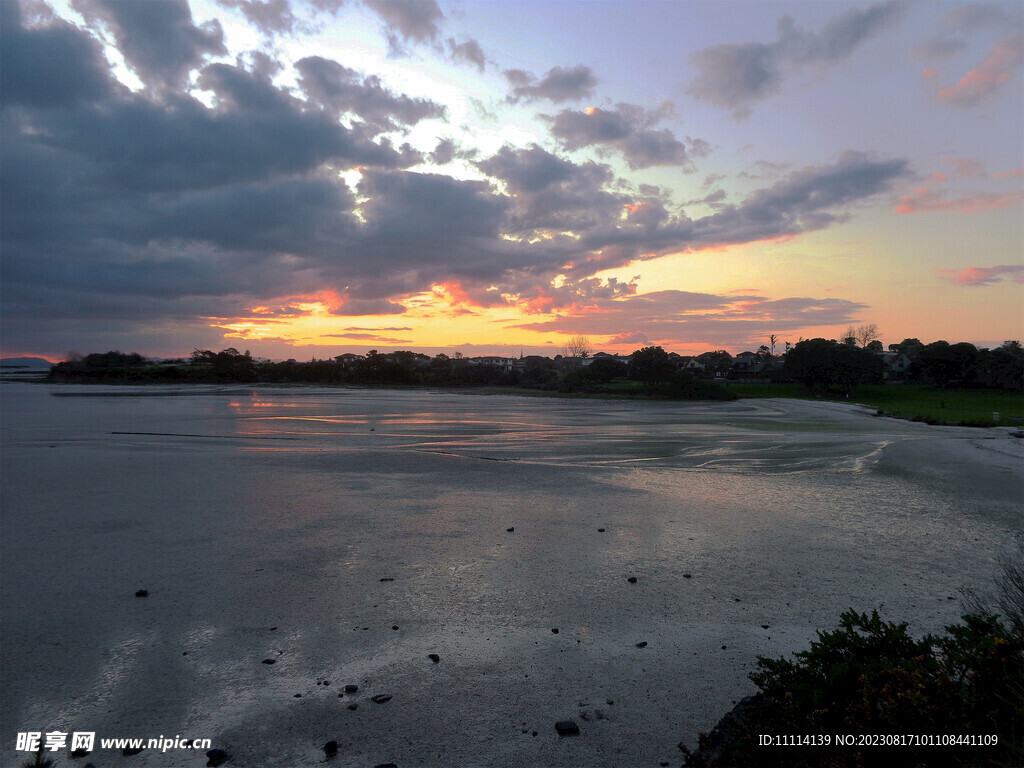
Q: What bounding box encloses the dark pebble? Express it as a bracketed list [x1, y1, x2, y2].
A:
[627, 576, 637, 584]
[374, 764, 397, 768]
[379, 577, 394, 582]
[683, 573, 692, 579]
[661, 762, 670, 766]
[721, 645, 727, 650]
[761, 624, 770, 630]
[294, 693, 302, 698]
[270, 626, 277, 631]
[262, 658, 276, 664]
[323, 741, 338, 756]
[348, 703, 358, 710]
[507, 527, 515, 532]
[123, 747, 143, 756]
[345, 684, 358, 693]
[554, 720, 580, 736]
[428, 653, 440, 663]
[392, 625, 399, 630]
[70, 748, 90, 757]
[206, 749, 229, 767]
[597, 528, 605, 532]
[551, 628, 559, 634]
[323, 680, 330, 685]
[636, 641, 647, 648]
[135, 590, 148, 597]
[371, 694, 392, 704]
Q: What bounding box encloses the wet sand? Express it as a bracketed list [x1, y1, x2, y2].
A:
[1, 383, 1021, 767]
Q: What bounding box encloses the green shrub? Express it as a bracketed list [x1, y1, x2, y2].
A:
[694, 610, 1023, 767]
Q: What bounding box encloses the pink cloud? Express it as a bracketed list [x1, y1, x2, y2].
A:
[941, 156, 986, 177]
[896, 188, 1024, 214]
[608, 331, 650, 345]
[938, 33, 1024, 107]
[937, 265, 1024, 286]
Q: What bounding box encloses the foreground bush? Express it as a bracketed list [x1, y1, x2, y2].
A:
[687, 610, 1023, 767]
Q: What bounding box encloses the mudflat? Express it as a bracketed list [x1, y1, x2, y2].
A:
[1, 383, 1020, 767]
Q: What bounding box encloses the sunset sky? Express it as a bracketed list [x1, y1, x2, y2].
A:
[2, 0, 1022, 361]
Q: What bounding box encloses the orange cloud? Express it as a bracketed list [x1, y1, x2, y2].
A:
[938, 34, 1024, 107]
[937, 265, 1024, 286]
[897, 189, 1024, 214]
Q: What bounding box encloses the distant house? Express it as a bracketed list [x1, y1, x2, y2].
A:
[883, 352, 913, 380]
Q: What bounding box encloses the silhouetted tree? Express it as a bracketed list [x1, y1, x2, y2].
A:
[629, 346, 675, 384]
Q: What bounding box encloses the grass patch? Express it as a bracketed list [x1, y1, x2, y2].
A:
[724, 383, 1023, 427]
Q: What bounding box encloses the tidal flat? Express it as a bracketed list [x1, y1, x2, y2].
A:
[1, 383, 1021, 767]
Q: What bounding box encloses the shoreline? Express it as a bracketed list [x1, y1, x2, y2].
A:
[2, 384, 1020, 767]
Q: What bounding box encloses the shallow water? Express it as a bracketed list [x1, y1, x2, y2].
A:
[1, 383, 1020, 767]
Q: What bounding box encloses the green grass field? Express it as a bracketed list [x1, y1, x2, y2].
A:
[725, 382, 1024, 427]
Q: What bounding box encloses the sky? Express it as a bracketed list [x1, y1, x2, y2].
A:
[1, 0, 1022, 361]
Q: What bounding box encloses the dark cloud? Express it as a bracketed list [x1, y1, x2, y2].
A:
[217, 0, 297, 35]
[73, 0, 226, 90]
[687, 2, 903, 118]
[365, 0, 443, 55]
[1, 4, 914, 357]
[505, 65, 597, 103]
[546, 103, 705, 170]
[447, 37, 486, 72]
[296, 56, 447, 130]
[476, 144, 626, 235]
[0, 1, 114, 107]
[429, 138, 476, 165]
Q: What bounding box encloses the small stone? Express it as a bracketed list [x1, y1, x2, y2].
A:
[683, 573, 692, 579]
[627, 576, 637, 584]
[428, 653, 440, 663]
[733, 598, 741, 602]
[555, 720, 580, 736]
[270, 626, 277, 630]
[371, 694, 392, 704]
[135, 589, 148, 597]
[761, 624, 770, 630]
[323, 680, 330, 685]
[373, 763, 397, 768]
[379, 577, 394, 582]
[551, 628, 559, 634]
[262, 658, 276, 664]
[636, 641, 647, 648]
[507, 527, 515, 532]
[392, 625, 399, 630]
[344, 684, 358, 693]
[597, 528, 605, 532]
[347, 703, 358, 710]
[123, 746, 143, 756]
[294, 693, 302, 698]
[324, 741, 338, 756]
[205, 749, 229, 767]
[606, 699, 614, 705]
[70, 748, 91, 757]
[661, 762, 670, 766]
[721, 645, 727, 650]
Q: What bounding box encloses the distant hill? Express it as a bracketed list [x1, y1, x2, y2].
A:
[0, 357, 55, 368]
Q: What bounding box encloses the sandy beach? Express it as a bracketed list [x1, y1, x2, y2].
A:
[1, 382, 1021, 767]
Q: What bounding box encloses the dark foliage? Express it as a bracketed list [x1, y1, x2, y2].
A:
[784, 338, 883, 393]
[687, 610, 1023, 767]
